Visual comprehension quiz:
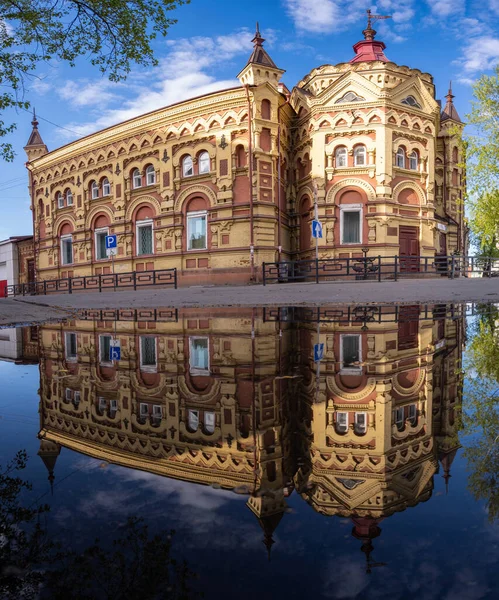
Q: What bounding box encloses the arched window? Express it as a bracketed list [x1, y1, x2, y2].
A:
[409, 150, 418, 171]
[336, 412, 348, 433]
[236, 144, 246, 168]
[198, 152, 210, 174]
[452, 147, 459, 163]
[102, 178, 111, 196]
[132, 168, 142, 189]
[396, 147, 406, 168]
[188, 409, 199, 432]
[261, 99, 271, 119]
[145, 165, 156, 185]
[182, 155, 193, 177]
[354, 145, 366, 166]
[57, 192, 64, 208]
[335, 147, 347, 168]
[91, 181, 99, 200]
[65, 189, 73, 206]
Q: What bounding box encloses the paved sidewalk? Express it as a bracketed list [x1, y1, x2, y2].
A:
[1, 277, 499, 326]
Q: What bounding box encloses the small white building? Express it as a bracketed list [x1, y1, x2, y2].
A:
[0, 328, 23, 361]
[0, 236, 33, 297]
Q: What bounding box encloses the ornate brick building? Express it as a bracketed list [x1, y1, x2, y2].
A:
[25, 22, 465, 286]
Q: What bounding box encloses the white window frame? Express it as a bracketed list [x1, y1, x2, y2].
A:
[61, 234, 73, 265]
[339, 204, 362, 245]
[336, 411, 348, 433]
[99, 334, 112, 365]
[132, 168, 142, 189]
[145, 165, 156, 185]
[65, 388, 72, 401]
[98, 397, 107, 411]
[396, 147, 406, 169]
[186, 211, 207, 251]
[110, 399, 118, 412]
[198, 152, 210, 174]
[335, 147, 347, 168]
[136, 220, 154, 256]
[102, 178, 111, 196]
[409, 151, 418, 171]
[204, 411, 215, 434]
[91, 181, 99, 200]
[57, 192, 64, 209]
[188, 409, 199, 432]
[340, 333, 362, 374]
[139, 402, 149, 417]
[408, 404, 417, 425]
[139, 336, 157, 372]
[182, 155, 193, 177]
[64, 332, 77, 361]
[189, 336, 210, 375]
[353, 146, 366, 166]
[74, 391, 81, 405]
[95, 227, 109, 261]
[354, 412, 367, 434]
[153, 405, 162, 418]
[395, 406, 404, 429]
[66, 190, 73, 206]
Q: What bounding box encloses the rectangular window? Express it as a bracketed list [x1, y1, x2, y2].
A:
[140, 403, 149, 416]
[65, 388, 72, 401]
[340, 334, 361, 372]
[153, 405, 162, 418]
[74, 391, 81, 405]
[98, 397, 107, 411]
[408, 404, 417, 425]
[65, 332, 77, 360]
[204, 411, 215, 433]
[99, 335, 112, 363]
[395, 407, 404, 429]
[140, 336, 157, 370]
[189, 337, 209, 374]
[355, 412, 367, 434]
[188, 409, 199, 431]
[95, 228, 108, 260]
[187, 212, 207, 250]
[137, 221, 153, 256]
[341, 210, 361, 244]
[61, 236, 73, 265]
[336, 412, 348, 433]
[110, 399, 118, 411]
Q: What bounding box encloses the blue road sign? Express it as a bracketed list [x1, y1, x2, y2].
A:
[105, 234, 117, 249]
[110, 339, 121, 361]
[314, 343, 324, 362]
[312, 220, 323, 239]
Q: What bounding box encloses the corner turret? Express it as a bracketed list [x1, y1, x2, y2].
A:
[24, 110, 48, 161]
[237, 24, 285, 88]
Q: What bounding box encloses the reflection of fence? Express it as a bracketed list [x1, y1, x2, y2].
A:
[5, 268, 177, 297]
[75, 308, 178, 323]
[263, 302, 492, 324]
[262, 255, 499, 285]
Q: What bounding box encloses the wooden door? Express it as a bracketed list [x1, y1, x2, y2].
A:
[399, 226, 420, 272]
[27, 259, 35, 283]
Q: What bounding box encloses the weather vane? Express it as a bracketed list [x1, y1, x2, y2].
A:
[363, 9, 391, 40]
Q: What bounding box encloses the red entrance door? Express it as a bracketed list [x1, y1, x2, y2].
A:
[399, 226, 420, 272]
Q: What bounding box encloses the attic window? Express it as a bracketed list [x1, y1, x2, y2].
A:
[401, 95, 422, 109]
[335, 91, 365, 104]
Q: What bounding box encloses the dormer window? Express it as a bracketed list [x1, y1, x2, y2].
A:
[401, 95, 422, 109]
[182, 155, 193, 177]
[353, 145, 366, 166]
[145, 165, 156, 185]
[335, 146, 347, 168]
[198, 152, 210, 174]
[335, 91, 365, 104]
[91, 181, 99, 200]
[102, 178, 111, 196]
[396, 147, 406, 168]
[132, 168, 142, 189]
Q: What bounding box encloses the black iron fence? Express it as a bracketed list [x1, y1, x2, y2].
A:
[262, 255, 499, 285]
[5, 267, 177, 297]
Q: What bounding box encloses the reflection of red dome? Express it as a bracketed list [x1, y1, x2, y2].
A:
[351, 516, 385, 574]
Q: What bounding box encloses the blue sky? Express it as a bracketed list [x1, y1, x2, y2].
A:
[1, 0, 498, 241]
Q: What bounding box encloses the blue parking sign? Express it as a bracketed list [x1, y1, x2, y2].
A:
[312, 220, 323, 239]
[110, 339, 121, 361]
[105, 234, 117, 249]
[314, 343, 324, 362]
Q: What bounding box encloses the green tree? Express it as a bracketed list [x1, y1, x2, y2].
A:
[0, 0, 187, 160]
[465, 66, 499, 251]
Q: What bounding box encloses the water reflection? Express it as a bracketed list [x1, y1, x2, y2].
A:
[35, 304, 463, 569]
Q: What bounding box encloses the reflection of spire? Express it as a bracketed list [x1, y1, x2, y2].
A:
[351, 516, 386, 574]
[38, 437, 61, 496]
[439, 447, 459, 495]
[247, 490, 286, 561]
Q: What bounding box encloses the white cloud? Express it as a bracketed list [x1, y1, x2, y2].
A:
[59, 29, 255, 139]
[458, 36, 499, 73]
[427, 0, 465, 17]
[489, 0, 499, 14]
[58, 80, 120, 108]
[284, 0, 359, 34]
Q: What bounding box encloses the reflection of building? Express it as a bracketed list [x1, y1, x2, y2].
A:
[293, 305, 463, 570]
[36, 305, 463, 561]
[25, 19, 465, 288]
[0, 325, 39, 363]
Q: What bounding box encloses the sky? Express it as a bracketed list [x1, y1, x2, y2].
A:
[1, 0, 498, 241]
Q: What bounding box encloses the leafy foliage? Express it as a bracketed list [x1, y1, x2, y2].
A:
[0, 0, 187, 160]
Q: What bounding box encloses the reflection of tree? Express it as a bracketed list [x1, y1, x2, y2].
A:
[0, 452, 195, 600]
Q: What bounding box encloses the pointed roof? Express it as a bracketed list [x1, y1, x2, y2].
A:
[25, 109, 46, 148]
[257, 511, 284, 561]
[350, 13, 390, 64]
[246, 23, 278, 68]
[441, 83, 462, 123]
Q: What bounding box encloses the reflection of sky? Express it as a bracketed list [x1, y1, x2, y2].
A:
[2, 350, 499, 599]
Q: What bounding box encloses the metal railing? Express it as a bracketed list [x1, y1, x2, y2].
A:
[5, 267, 177, 297]
[262, 255, 499, 285]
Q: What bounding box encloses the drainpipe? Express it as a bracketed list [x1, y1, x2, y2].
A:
[245, 84, 255, 282]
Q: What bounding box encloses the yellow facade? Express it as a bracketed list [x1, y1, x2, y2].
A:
[25, 25, 465, 286]
[36, 304, 462, 561]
